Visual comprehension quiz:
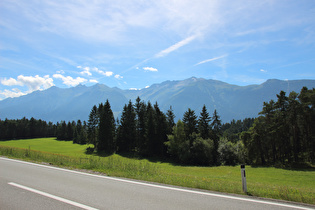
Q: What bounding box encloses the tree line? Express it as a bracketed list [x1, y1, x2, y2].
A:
[84, 97, 254, 166]
[240, 87, 315, 165]
[0, 117, 88, 145]
[0, 117, 56, 140]
[1, 87, 313, 166]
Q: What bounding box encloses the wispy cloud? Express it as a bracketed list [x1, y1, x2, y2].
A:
[195, 54, 228, 66]
[155, 35, 197, 58]
[143, 67, 158, 72]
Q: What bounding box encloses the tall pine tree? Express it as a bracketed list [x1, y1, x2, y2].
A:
[210, 109, 222, 165]
[87, 105, 99, 149]
[117, 100, 136, 153]
[98, 100, 116, 153]
[198, 105, 211, 139]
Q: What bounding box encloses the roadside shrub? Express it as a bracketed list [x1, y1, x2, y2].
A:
[218, 138, 238, 166]
[191, 134, 214, 166]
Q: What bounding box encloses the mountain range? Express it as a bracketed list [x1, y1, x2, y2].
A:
[1, 77, 314, 123]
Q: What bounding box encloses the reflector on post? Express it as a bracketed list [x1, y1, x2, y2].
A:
[241, 164, 247, 193]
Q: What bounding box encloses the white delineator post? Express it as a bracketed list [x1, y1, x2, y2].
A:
[241, 164, 247, 193]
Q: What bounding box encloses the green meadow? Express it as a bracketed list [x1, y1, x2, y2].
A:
[0, 138, 314, 205]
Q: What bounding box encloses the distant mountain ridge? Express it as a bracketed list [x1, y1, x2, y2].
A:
[1, 78, 314, 123]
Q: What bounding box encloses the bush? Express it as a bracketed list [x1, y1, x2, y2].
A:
[191, 135, 214, 165]
[218, 138, 238, 166]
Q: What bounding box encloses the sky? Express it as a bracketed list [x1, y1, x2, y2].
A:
[0, 0, 315, 100]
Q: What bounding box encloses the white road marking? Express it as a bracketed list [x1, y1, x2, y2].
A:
[1, 157, 313, 210]
[8, 182, 98, 210]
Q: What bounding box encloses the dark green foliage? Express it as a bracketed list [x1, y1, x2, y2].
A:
[98, 100, 115, 153]
[66, 121, 74, 141]
[117, 100, 137, 153]
[190, 133, 214, 166]
[73, 120, 87, 144]
[166, 106, 175, 135]
[165, 120, 215, 165]
[241, 87, 315, 165]
[56, 121, 67, 140]
[135, 97, 147, 155]
[6, 86, 313, 167]
[165, 120, 190, 163]
[221, 118, 255, 143]
[152, 102, 168, 157]
[210, 109, 222, 165]
[198, 105, 211, 139]
[0, 117, 56, 140]
[183, 108, 198, 139]
[218, 138, 245, 166]
[87, 105, 98, 148]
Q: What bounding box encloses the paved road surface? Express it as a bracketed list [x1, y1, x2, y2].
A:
[0, 157, 313, 210]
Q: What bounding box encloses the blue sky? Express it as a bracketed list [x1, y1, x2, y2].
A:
[0, 0, 314, 100]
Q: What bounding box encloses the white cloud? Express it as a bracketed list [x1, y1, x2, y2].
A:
[53, 74, 87, 86]
[143, 67, 158, 72]
[103, 71, 114, 77]
[115, 74, 123, 79]
[260, 69, 267, 73]
[80, 67, 92, 76]
[1, 75, 54, 92]
[0, 75, 54, 99]
[89, 79, 98, 83]
[155, 35, 197, 58]
[0, 88, 26, 100]
[195, 54, 228, 66]
[129, 88, 138, 90]
[93, 67, 113, 77]
[77, 66, 113, 77]
[145, 85, 150, 88]
[1, 77, 20, 86]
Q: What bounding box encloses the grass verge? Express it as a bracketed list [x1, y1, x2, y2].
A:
[0, 138, 314, 205]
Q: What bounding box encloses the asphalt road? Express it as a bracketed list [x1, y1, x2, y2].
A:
[0, 157, 314, 210]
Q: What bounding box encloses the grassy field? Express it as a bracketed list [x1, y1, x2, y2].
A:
[0, 138, 314, 205]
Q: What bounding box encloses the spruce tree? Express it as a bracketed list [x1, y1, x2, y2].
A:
[210, 109, 222, 165]
[145, 101, 156, 156]
[183, 108, 198, 148]
[117, 100, 136, 153]
[98, 100, 115, 153]
[198, 105, 211, 139]
[153, 102, 168, 157]
[87, 105, 99, 149]
[166, 106, 175, 135]
[135, 97, 147, 155]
